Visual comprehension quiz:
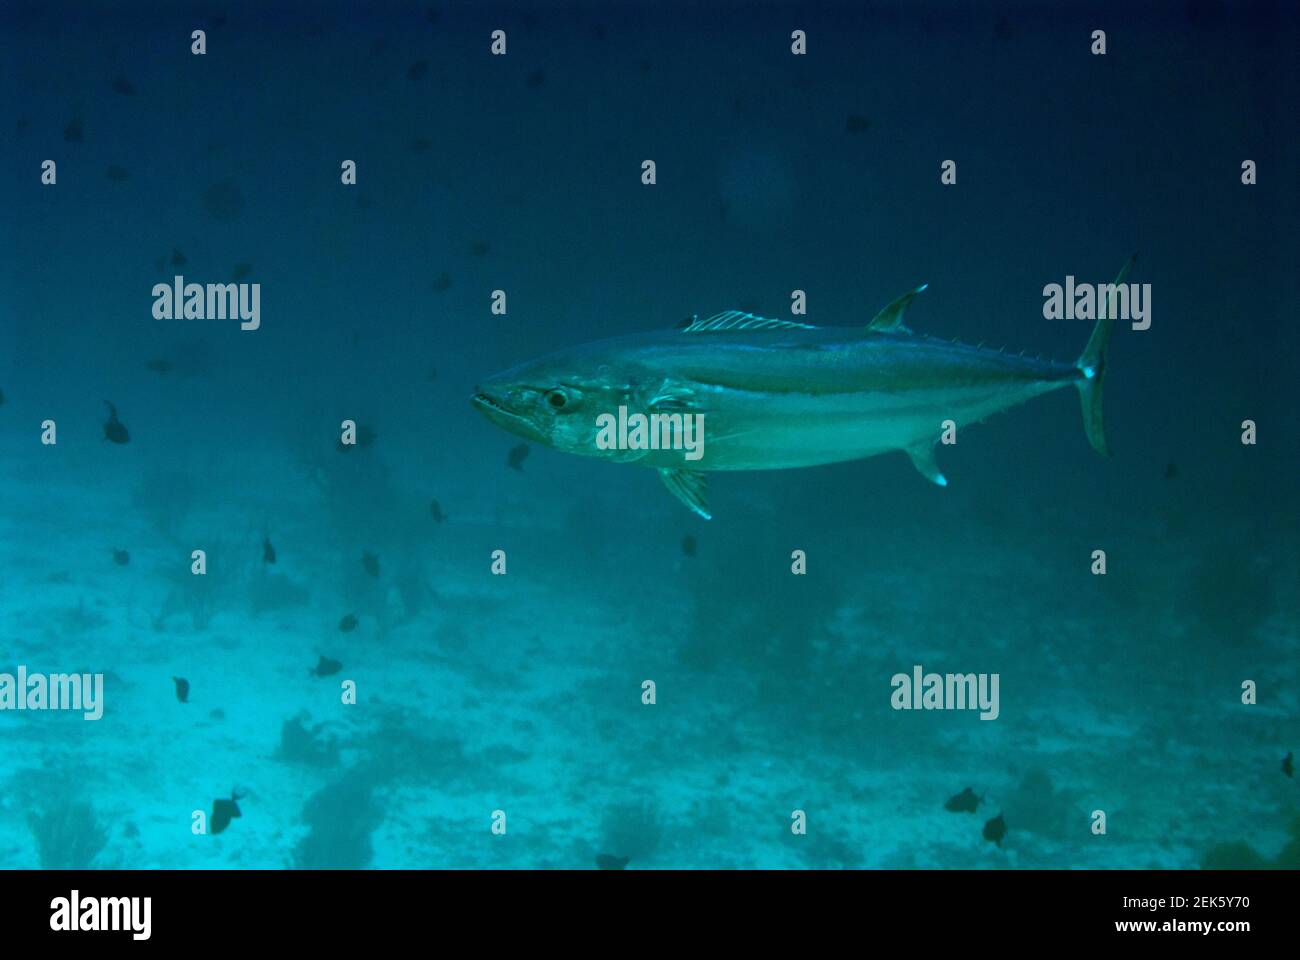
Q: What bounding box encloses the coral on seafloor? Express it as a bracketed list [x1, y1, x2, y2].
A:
[28, 798, 109, 868]
[1200, 812, 1300, 869]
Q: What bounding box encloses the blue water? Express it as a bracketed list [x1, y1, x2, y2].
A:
[1, 0, 1296, 869]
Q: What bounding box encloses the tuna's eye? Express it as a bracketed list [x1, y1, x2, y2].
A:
[546, 389, 568, 410]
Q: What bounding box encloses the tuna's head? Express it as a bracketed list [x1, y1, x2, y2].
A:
[472, 350, 633, 460]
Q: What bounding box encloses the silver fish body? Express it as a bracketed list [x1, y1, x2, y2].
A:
[472, 258, 1132, 517]
[547, 326, 1082, 472]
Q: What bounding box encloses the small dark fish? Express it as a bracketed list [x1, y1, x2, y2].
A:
[64, 118, 84, 142]
[994, 16, 1016, 41]
[681, 535, 696, 557]
[111, 75, 136, 95]
[0, 387, 6, 405]
[1284, 752, 1294, 778]
[311, 655, 343, 677]
[525, 69, 545, 89]
[112, 549, 130, 566]
[407, 60, 429, 81]
[424, 368, 438, 383]
[338, 614, 358, 633]
[262, 537, 276, 565]
[507, 444, 529, 471]
[432, 272, 453, 292]
[1164, 461, 1179, 480]
[430, 499, 446, 523]
[408, 136, 432, 152]
[102, 401, 130, 444]
[202, 178, 245, 221]
[145, 358, 173, 375]
[361, 552, 380, 577]
[425, 5, 441, 26]
[983, 812, 1007, 847]
[172, 676, 189, 703]
[470, 240, 491, 257]
[944, 787, 981, 813]
[638, 59, 652, 75]
[106, 164, 129, 182]
[171, 247, 187, 266]
[595, 854, 630, 870]
[845, 114, 871, 135]
[211, 790, 243, 834]
[232, 262, 253, 281]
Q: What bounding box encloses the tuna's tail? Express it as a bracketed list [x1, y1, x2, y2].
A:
[1075, 254, 1136, 457]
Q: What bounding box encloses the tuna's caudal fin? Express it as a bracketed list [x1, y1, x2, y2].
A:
[1075, 254, 1136, 457]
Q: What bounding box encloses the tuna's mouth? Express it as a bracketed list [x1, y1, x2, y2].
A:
[472, 389, 546, 444]
[472, 391, 507, 413]
[472, 390, 532, 431]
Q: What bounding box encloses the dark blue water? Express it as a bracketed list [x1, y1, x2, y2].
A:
[1, 0, 1296, 869]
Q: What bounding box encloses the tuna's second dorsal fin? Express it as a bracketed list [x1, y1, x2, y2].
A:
[867, 284, 928, 332]
[683, 311, 817, 333]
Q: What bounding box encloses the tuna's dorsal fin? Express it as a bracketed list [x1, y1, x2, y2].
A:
[658, 467, 711, 519]
[868, 284, 928, 333]
[683, 311, 817, 333]
[905, 442, 948, 487]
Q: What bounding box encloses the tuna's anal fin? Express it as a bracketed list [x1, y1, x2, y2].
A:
[658, 468, 711, 519]
[905, 443, 948, 487]
[1075, 253, 1136, 458]
[868, 284, 928, 333]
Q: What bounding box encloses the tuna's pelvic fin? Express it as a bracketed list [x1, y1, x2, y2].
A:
[868, 284, 928, 333]
[1075, 254, 1135, 458]
[905, 443, 948, 487]
[658, 468, 711, 519]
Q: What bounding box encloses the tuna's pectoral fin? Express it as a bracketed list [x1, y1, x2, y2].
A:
[658, 468, 711, 519]
[905, 443, 948, 487]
